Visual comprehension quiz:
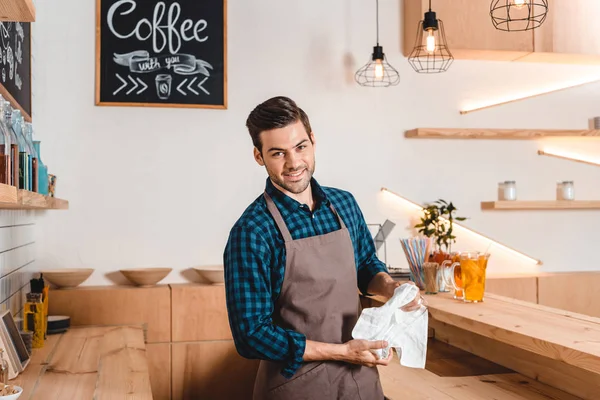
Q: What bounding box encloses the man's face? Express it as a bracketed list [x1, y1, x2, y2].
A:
[254, 120, 316, 196]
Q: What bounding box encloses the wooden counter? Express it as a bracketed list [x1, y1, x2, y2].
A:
[370, 291, 600, 399]
[12, 325, 153, 399]
[379, 339, 579, 399]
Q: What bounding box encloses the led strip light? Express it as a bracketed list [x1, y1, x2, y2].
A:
[381, 187, 542, 265]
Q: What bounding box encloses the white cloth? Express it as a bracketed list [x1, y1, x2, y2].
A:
[352, 283, 428, 368]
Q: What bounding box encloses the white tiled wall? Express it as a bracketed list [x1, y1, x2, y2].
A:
[0, 211, 36, 323]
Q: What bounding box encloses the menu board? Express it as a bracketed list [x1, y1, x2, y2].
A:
[95, 0, 227, 109]
[0, 22, 31, 120]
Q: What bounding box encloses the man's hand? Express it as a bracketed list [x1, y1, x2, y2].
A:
[341, 339, 393, 367]
[366, 272, 426, 312]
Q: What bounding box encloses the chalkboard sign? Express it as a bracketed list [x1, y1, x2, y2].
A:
[95, 0, 227, 109]
[0, 22, 31, 121]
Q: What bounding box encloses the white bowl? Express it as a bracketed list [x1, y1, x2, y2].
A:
[0, 384, 22, 399]
[193, 266, 224, 285]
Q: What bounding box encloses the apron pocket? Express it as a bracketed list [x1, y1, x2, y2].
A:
[268, 362, 330, 400]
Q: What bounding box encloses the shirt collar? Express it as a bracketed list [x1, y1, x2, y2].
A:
[264, 177, 330, 214]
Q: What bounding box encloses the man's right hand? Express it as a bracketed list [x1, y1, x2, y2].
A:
[303, 339, 393, 367]
[341, 339, 393, 367]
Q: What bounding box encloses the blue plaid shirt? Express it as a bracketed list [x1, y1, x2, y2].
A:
[223, 178, 388, 378]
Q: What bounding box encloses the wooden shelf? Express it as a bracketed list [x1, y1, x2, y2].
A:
[481, 201, 600, 210]
[0, 0, 35, 22]
[405, 128, 600, 140]
[0, 184, 68, 210]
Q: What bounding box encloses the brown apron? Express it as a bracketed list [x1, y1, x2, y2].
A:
[253, 192, 384, 400]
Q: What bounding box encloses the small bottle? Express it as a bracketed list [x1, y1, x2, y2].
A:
[0, 348, 8, 384]
[557, 181, 574, 201]
[0, 101, 17, 187]
[498, 181, 517, 201]
[24, 293, 44, 348]
[23, 122, 37, 192]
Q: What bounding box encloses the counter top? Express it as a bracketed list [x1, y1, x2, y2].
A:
[13, 325, 153, 400]
[378, 343, 579, 400]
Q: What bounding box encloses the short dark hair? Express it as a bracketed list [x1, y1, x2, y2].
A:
[246, 96, 313, 152]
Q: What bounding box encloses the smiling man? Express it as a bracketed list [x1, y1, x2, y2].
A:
[223, 96, 421, 400]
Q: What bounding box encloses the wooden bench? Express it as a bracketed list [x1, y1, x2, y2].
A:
[13, 325, 153, 399]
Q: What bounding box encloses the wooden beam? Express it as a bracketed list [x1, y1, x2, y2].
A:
[459, 79, 600, 115]
[538, 150, 600, 167]
[481, 200, 600, 210]
[0, 0, 35, 23]
[405, 128, 600, 139]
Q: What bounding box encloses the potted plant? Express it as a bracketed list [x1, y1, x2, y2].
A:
[414, 199, 467, 262]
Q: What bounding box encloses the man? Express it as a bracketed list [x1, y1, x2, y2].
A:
[224, 96, 422, 399]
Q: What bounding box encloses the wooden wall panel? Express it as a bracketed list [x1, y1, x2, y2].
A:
[171, 284, 232, 342]
[486, 275, 538, 303]
[538, 272, 600, 318]
[146, 343, 171, 400]
[171, 341, 259, 400]
[48, 285, 171, 343]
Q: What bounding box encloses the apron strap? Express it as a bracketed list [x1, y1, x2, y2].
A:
[264, 192, 293, 242]
[263, 192, 347, 242]
[328, 203, 347, 230]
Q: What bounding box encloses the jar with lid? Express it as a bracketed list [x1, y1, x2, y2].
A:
[498, 181, 517, 201]
[557, 181, 574, 201]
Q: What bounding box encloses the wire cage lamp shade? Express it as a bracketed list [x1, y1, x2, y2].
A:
[490, 0, 549, 32]
[355, 0, 400, 87]
[355, 46, 400, 87]
[408, 1, 453, 73]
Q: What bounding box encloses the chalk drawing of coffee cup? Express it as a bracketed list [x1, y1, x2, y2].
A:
[155, 74, 172, 100]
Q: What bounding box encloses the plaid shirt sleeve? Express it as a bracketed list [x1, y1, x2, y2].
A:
[223, 225, 306, 378]
[350, 195, 389, 295]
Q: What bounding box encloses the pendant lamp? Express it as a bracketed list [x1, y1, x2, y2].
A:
[490, 0, 548, 32]
[355, 0, 400, 87]
[407, 0, 453, 74]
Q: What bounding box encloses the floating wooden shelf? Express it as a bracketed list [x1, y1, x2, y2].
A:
[405, 128, 600, 140]
[0, 0, 35, 22]
[481, 201, 600, 210]
[0, 184, 68, 210]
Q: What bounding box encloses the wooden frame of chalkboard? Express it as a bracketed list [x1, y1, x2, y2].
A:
[95, 0, 227, 109]
[0, 22, 32, 122]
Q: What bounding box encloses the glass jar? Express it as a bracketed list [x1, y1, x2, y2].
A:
[557, 181, 574, 201]
[498, 181, 517, 201]
[2, 102, 18, 187]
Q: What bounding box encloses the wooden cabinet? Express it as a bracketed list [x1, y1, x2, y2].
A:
[403, 0, 600, 64]
[172, 341, 259, 400]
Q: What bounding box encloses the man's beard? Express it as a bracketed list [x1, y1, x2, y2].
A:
[267, 162, 315, 195]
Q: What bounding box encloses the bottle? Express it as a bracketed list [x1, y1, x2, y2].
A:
[0, 101, 17, 187]
[23, 122, 37, 192]
[0, 348, 7, 385]
[33, 141, 48, 195]
[23, 293, 44, 348]
[9, 110, 28, 190]
[0, 101, 10, 185]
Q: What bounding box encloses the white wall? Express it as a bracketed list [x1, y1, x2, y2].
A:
[32, 0, 600, 286]
[0, 211, 36, 323]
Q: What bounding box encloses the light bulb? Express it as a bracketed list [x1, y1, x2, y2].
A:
[426, 30, 436, 53]
[374, 59, 384, 79]
[512, 0, 527, 9]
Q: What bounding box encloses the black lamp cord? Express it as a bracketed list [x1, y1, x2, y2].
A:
[376, 0, 379, 45]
